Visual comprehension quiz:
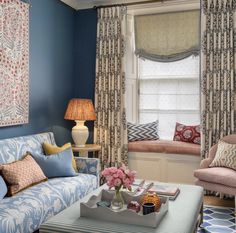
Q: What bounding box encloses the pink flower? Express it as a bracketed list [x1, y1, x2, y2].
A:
[109, 167, 118, 174]
[113, 173, 119, 178]
[113, 178, 122, 187]
[102, 168, 110, 177]
[102, 165, 136, 190]
[106, 175, 113, 182]
[129, 170, 136, 177]
[117, 169, 125, 179]
[123, 178, 131, 189]
[128, 171, 136, 182]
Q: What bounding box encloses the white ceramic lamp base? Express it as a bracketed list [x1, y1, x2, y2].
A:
[72, 121, 88, 147]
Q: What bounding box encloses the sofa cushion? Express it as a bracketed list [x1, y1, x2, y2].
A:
[0, 176, 7, 200]
[0, 155, 47, 196]
[127, 121, 159, 142]
[128, 140, 201, 156]
[194, 167, 236, 188]
[173, 122, 200, 145]
[0, 173, 97, 233]
[209, 140, 236, 170]
[43, 142, 78, 172]
[30, 148, 77, 178]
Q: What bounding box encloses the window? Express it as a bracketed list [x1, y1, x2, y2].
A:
[125, 2, 201, 139]
[138, 56, 200, 139]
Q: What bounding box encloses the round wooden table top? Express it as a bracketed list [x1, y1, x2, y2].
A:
[72, 144, 101, 152]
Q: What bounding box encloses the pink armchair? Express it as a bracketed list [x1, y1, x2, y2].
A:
[194, 135, 236, 206]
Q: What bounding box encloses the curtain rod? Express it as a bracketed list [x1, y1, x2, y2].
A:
[94, 0, 165, 9]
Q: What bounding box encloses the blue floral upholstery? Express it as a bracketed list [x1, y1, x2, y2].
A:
[0, 132, 100, 233]
[76, 157, 101, 185]
[0, 132, 55, 164]
[0, 174, 97, 233]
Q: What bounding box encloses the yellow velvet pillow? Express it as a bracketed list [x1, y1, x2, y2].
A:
[43, 142, 78, 172]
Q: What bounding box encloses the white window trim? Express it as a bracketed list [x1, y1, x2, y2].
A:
[127, 0, 200, 15]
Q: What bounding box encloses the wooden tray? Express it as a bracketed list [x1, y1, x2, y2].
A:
[80, 189, 168, 228]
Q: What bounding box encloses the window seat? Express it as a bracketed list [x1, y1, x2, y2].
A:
[128, 140, 200, 156]
[128, 140, 201, 184]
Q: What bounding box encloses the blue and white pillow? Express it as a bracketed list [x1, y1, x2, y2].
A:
[30, 148, 77, 178]
[127, 120, 159, 142]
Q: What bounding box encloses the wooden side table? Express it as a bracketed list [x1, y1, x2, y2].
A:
[72, 144, 101, 157]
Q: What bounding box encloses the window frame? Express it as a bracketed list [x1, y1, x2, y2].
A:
[125, 0, 200, 125]
[137, 56, 200, 139]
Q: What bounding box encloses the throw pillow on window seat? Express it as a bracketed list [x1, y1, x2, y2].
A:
[43, 142, 78, 172]
[30, 148, 78, 178]
[0, 155, 47, 196]
[173, 122, 200, 145]
[127, 120, 159, 142]
[209, 140, 236, 170]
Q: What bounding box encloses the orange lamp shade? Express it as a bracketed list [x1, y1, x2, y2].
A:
[64, 99, 96, 121]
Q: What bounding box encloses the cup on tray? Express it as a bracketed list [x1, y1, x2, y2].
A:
[142, 202, 155, 215]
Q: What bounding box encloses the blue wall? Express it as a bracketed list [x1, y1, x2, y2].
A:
[0, 3, 98, 145]
[0, 0, 76, 145]
[75, 9, 97, 143]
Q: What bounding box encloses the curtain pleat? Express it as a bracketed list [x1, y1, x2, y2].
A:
[94, 7, 128, 169]
[201, 0, 236, 158]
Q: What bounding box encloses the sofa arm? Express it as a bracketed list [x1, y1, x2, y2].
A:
[75, 157, 100, 185]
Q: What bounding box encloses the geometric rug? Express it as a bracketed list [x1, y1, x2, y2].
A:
[198, 206, 235, 233]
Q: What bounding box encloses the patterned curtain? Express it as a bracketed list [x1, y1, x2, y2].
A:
[94, 6, 128, 169]
[201, 0, 236, 158]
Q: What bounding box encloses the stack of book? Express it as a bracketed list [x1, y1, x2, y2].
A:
[148, 184, 180, 200]
[131, 180, 180, 200]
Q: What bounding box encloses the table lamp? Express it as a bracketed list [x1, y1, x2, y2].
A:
[64, 98, 96, 147]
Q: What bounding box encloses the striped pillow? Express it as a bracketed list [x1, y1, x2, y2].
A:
[209, 140, 236, 170]
[127, 121, 159, 142]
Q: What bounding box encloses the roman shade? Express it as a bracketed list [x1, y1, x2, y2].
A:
[134, 10, 200, 62]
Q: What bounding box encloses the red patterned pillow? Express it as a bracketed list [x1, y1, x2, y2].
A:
[173, 122, 200, 145]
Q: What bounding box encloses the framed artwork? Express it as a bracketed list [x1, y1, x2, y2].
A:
[0, 0, 29, 127]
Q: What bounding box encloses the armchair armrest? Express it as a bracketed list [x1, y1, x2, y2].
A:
[75, 157, 101, 187]
[200, 144, 217, 169]
[200, 158, 213, 169]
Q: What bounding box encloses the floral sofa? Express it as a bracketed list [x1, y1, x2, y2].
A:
[0, 132, 100, 233]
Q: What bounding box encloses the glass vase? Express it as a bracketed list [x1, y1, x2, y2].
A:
[111, 188, 124, 210]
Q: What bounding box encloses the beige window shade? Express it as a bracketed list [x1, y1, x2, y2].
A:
[134, 10, 200, 62]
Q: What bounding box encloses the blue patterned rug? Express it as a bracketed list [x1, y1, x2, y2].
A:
[198, 206, 235, 233]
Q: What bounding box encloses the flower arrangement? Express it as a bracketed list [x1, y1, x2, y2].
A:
[102, 164, 136, 191]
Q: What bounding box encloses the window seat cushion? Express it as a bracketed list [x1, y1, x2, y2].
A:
[128, 140, 200, 156]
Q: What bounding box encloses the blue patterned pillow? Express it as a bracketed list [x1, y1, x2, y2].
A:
[127, 121, 159, 142]
[30, 148, 77, 178]
[0, 176, 7, 200]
